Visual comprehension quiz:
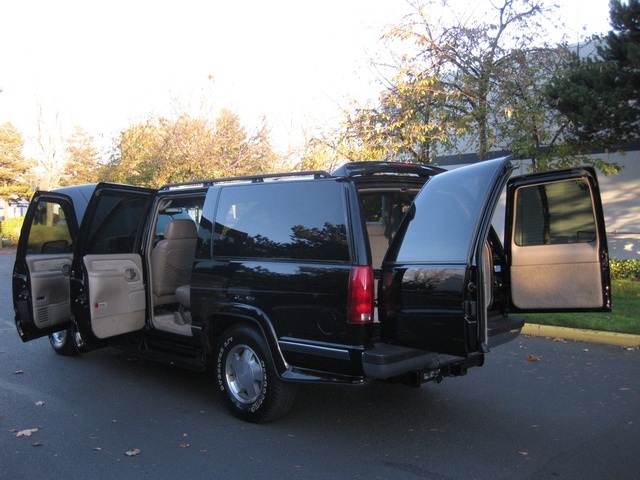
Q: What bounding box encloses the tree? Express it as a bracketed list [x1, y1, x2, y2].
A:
[212, 109, 277, 177]
[60, 126, 101, 186]
[104, 110, 278, 187]
[0, 122, 33, 203]
[545, 0, 639, 150]
[342, 70, 457, 163]
[32, 102, 66, 191]
[346, 0, 561, 163]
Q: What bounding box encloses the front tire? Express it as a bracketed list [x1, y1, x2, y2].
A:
[49, 328, 80, 356]
[216, 326, 296, 423]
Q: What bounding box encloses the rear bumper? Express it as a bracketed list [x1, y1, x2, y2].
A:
[362, 343, 460, 379]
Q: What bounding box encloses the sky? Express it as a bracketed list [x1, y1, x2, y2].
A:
[0, 0, 614, 156]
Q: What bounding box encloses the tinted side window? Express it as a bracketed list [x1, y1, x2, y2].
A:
[514, 179, 596, 246]
[26, 200, 73, 255]
[212, 181, 349, 261]
[85, 193, 150, 255]
[391, 160, 506, 264]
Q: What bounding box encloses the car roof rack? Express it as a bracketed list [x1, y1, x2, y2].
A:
[159, 170, 332, 191]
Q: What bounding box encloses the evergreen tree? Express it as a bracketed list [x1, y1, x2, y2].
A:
[546, 0, 640, 149]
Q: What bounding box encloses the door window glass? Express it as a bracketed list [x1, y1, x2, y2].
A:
[514, 179, 596, 246]
[26, 200, 72, 254]
[212, 181, 349, 261]
[85, 192, 150, 255]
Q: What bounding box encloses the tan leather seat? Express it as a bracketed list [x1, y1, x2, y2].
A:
[151, 219, 197, 307]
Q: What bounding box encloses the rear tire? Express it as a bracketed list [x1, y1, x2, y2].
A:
[48, 328, 80, 356]
[216, 326, 296, 423]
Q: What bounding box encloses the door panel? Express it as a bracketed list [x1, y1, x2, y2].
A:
[511, 243, 603, 309]
[84, 254, 145, 339]
[507, 169, 611, 312]
[26, 254, 73, 328]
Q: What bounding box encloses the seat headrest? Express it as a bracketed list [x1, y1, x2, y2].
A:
[164, 219, 197, 240]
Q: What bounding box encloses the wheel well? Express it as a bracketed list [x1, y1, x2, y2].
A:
[206, 313, 288, 375]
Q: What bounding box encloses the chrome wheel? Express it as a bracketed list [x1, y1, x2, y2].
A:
[48, 328, 80, 356]
[49, 330, 67, 349]
[225, 344, 264, 404]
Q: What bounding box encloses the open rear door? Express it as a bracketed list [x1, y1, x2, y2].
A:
[13, 192, 79, 341]
[379, 158, 513, 357]
[71, 184, 156, 347]
[506, 167, 611, 312]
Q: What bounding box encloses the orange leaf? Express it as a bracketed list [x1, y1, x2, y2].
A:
[527, 354, 540, 362]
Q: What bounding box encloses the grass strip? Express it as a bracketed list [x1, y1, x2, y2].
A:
[523, 280, 640, 335]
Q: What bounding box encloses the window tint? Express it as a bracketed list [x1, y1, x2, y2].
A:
[26, 200, 73, 255]
[212, 181, 349, 261]
[514, 179, 596, 246]
[392, 160, 503, 263]
[85, 193, 150, 255]
[360, 191, 416, 241]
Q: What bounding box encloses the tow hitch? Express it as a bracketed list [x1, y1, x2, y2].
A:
[405, 369, 443, 388]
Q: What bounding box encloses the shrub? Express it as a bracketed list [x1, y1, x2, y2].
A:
[610, 259, 640, 281]
[0, 217, 25, 244]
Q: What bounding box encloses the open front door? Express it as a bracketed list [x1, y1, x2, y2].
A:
[380, 158, 513, 357]
[71, 184, 156, 347]
[506, 167, 611, 312]
[13, 192, 79, 341]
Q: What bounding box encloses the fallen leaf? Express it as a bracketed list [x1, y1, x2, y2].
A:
[93, 447, 102, 451]
[517, 451, 529, 456]
[179, 443, 190, 448]
[15, 428, 39, 437]
[125, 448, 141, 457]
[527, 354, 541, 362]
[620, 387, 630, 391]
[13, 370, 24, 375]
[34, 401, 45, 406]
[182, 433, 189, 437]
[32, 442, 44, 447]
[553, 338, 567, 343]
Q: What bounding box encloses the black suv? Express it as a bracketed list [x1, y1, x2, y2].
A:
[13, 159, 611, 422]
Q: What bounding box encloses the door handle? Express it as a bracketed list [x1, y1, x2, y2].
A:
[61, 264, 71, 277]
[124, 268, 138, 281]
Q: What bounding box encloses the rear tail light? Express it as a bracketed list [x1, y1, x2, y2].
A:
[347, 266, 374, 324]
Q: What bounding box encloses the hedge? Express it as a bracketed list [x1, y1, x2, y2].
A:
[0, 217, 24, 244]
[610, 259, 640, 281]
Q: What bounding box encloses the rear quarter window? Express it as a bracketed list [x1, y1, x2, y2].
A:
[212, 180, 349, 261]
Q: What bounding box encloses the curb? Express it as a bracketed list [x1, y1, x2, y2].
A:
[522, 324, 640, 348]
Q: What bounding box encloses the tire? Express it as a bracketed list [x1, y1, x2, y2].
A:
[48, 328, 80, 356]
[216, 326, 296, 423]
